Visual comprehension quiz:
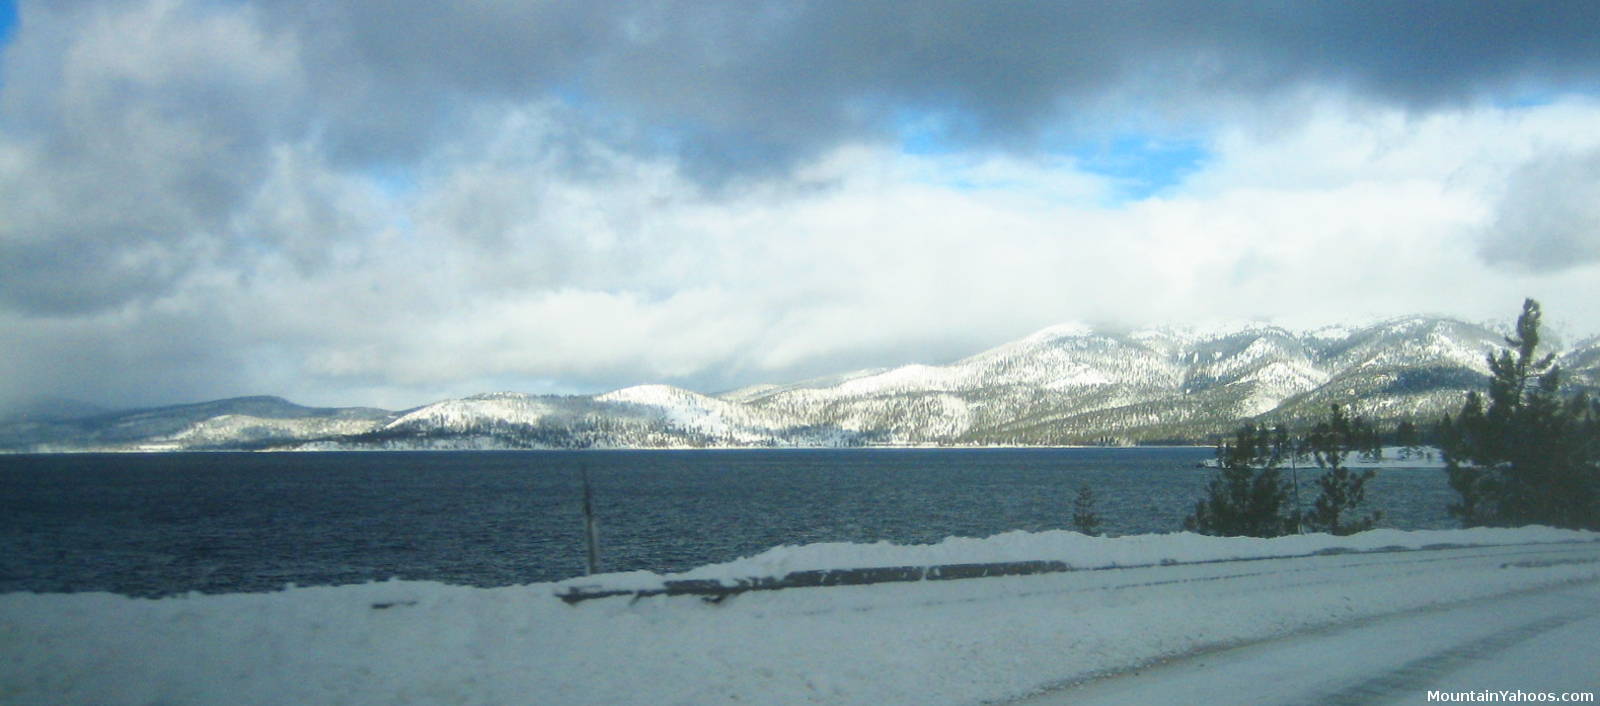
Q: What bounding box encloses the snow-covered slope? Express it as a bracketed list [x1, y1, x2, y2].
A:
[1271, 317, 1511, 423]
[0, 396, 394, 452]
[163, 414, 390, 449]
[336, 387, 866, 450]
[383, 392, 571, 432]
[4, 315, 1592, 451]
[729, 316, 1515, 445]
[1564, 336, 1600, 389]
[594, 384, 809, 443]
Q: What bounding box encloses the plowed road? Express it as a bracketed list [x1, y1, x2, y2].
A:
[1015, 544, 1600, 705]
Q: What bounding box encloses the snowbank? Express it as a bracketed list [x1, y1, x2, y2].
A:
[3, 527, 1597, 706]
[557, 525, 1591, 594]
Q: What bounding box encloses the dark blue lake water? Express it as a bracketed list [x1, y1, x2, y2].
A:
[0, 448, 1459, 597]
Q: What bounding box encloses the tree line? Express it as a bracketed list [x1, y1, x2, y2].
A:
[1071, 299, 1599, 538]
[1182, 403, 1385, 536]
[1437, 299, 1599, 530]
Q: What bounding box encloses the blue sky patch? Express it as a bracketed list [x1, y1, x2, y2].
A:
[1502, 90, 1563, 109]
[369, 165, 419, 199]
[894, 110, 972, 156]
[0, 0, 15, 48]
[1068, 135, 1209, 202]
[893, 106, 1210, 202]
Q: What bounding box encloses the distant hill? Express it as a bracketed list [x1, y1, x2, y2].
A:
[0, 396, 393, 452]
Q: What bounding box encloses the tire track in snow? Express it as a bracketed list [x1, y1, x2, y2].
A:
[1316, 603, 1596, 705]
[1011, 574, 1600, 706]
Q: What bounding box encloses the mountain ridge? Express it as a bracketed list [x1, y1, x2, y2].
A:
[5, 315, 1597, 452]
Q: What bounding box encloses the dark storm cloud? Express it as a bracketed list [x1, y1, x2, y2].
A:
[257, 0, 1600, 169]
[0, 0, 304, 313]
[250, 0, 611, 166]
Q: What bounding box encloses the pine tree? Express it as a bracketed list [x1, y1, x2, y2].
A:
[1440, 394, 1499, 526]
[1072, 484, 1102, 536]
[1394, 420, 1421, 460]
[1304, 405, 1382, 535]
[1185, 424, 1294, 537]
[1439, 299, 1600, 530]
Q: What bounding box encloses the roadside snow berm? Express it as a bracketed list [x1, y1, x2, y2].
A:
[556, 559, 1072, 604]
[553, 526, 1600, 605]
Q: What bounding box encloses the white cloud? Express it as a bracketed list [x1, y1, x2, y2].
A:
[18, 96, 1600, 410]
[217, 98, 1597, 407]
[5, 2, 1600, 412]
[1479, 147, 1600, 272]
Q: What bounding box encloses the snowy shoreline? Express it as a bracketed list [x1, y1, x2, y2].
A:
[4, 442, 1217, 454]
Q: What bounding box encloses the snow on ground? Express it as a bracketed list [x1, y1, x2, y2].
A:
[2, 528, 1597, 706]
[1019, 580, 1600, 705]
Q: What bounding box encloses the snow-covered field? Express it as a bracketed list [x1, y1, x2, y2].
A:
[3, 527, 1597, 705]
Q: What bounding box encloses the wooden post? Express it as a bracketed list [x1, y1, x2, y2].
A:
[582, 464, 600, 575]
[1290, 453, 1304, 535]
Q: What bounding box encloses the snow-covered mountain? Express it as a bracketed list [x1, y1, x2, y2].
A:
[0, 396, 393, 452]
[299, 388, 868, 451]
[4, 316, 1595, 452]
[725, 316, 1532, 445]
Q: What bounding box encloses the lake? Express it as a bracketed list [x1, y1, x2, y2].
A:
[0, 448, 1460, 597]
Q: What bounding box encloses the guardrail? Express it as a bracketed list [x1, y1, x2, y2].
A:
[553, 540, 1600, 605]
[555, 559, 1071, 604]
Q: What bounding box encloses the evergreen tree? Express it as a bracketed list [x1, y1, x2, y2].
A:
[1185, 424, 1294, 537]
[1304, 405, 1382, 535]
[1439, 394, 1499, 526]
[1395, 420, 1419, 449]
[1393, 420, 1428, 461]
[1439, 299, 1600, 529]
[1072, 484, 1102, 536]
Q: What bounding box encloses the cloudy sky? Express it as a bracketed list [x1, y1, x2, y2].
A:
[2, 1, 1599, 413]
